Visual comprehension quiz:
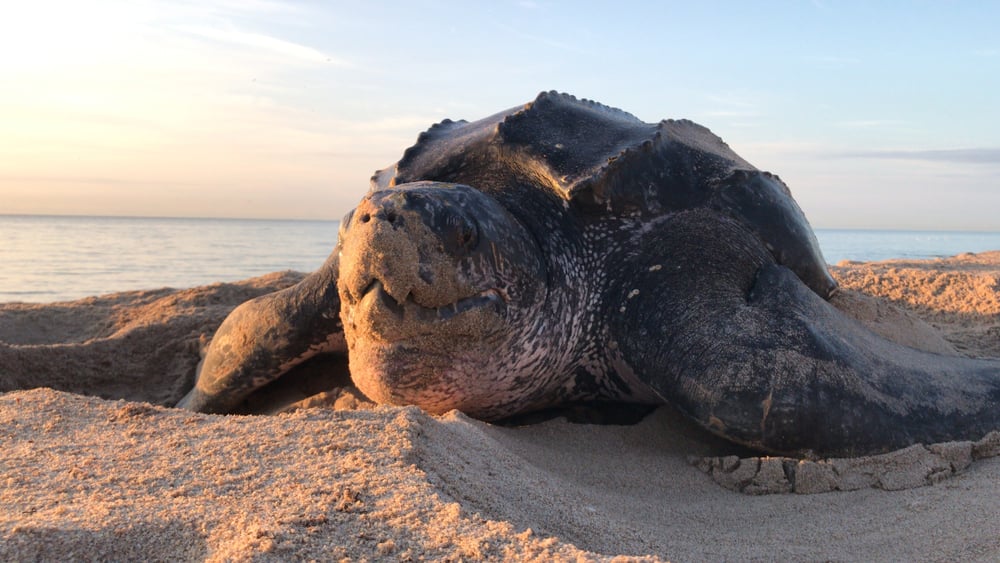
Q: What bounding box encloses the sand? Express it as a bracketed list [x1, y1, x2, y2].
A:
[1, 253, 999, 561]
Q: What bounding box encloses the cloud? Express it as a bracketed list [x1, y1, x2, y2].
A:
[180, 25, 350, 67]
[493, 23, 585, 54]
[208, 0, 294, 14]
[800, 55, 860, 67]
[836, 148, 1000, 164]
[702, 110, 759, 118]
[160, 0, 303, 21]
[351, 115, 449, 133]
[706, 94, 756, 108]
[700, 94, 761, 123]
[834, 119, 904, 129]
[0, 174, 211, 188]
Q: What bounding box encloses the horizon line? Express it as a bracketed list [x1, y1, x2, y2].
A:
[1, 212, 998, 234]
[0, 212, 342, 223]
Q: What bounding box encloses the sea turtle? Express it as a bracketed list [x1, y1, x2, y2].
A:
[178, 92, 1000, 457]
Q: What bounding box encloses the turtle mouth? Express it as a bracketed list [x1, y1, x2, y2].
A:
[357, 279, 506, 323]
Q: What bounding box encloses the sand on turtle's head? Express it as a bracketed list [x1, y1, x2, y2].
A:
[336, 183, 558, 419]
[339, 191, 471, 320]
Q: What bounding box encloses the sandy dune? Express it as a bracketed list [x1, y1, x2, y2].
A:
[2, 253, 999, 561]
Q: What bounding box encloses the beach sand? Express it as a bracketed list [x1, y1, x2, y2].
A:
[1, 253, 999, 561]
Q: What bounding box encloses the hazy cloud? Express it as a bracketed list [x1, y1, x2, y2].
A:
[702, 94, 761, 122]
[835, 119, 905, 129]
[0, 174, 212, 188]
[800, 55, 860, 67]
[209, 0, 295, 13]
[164, 0, 302, 20]
[706, 94, 757, 108]
[493, 23, 585, 54]
[837, 148, 1000, 164]
[347, 115, 447, 133]
[702, 110, 760, 118]
[181, 25, 350, 66]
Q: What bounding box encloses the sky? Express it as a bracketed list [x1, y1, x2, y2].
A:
[1, 1, 999, 230]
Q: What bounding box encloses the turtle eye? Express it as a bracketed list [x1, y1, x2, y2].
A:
[444, 214, 478, 254]
[458, 223, 477, 248]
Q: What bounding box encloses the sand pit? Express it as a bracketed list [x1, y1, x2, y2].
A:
[2, 253, 999, 561]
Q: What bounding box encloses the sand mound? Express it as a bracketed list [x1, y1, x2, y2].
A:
[2, 253, 999, 560]
[0, 272, 304, 406]
[832, 250, 1000, 358]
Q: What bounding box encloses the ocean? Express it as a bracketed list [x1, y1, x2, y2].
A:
[2, 214, 999, 304]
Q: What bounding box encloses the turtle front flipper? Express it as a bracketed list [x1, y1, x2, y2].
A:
[177, 252, 345, 414]
[612, 209, 1000, 457]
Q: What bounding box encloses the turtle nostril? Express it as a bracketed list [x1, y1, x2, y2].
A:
[359, 213, 371, 223]
[386, 211, 398, 223]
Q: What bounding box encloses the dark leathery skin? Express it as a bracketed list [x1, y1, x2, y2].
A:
[609, 210, 1000, 456]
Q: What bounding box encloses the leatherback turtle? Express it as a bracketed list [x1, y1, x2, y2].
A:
[178, 92, 1000, 457]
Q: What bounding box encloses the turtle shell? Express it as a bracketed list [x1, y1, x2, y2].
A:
[372, 91, 836, 298]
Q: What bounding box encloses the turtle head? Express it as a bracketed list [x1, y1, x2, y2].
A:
[337, 181, 550, 419]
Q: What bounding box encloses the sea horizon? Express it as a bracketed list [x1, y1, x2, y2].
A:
[0, 212, 343, 223]
[2, 214, 999, 304]
[4, 212, 999, 234]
